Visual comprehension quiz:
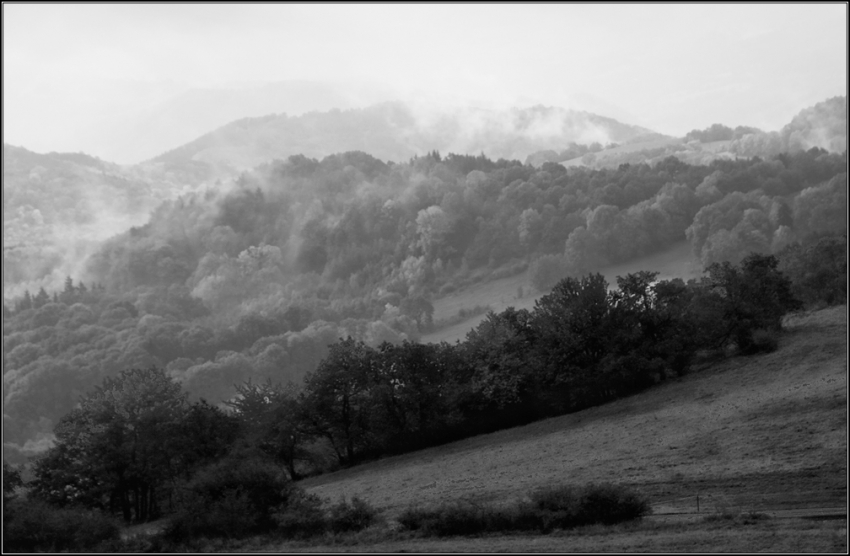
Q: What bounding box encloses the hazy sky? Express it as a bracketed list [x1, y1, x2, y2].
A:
[4, 3, 847, 161]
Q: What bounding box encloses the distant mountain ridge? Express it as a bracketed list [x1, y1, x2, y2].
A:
[144, 101, 661, 178]
[535, 96, 847, 169]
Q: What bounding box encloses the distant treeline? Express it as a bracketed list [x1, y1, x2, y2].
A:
[684, 123, 763, 143]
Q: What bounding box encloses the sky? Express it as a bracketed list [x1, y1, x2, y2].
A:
[3, 3, 847, 163]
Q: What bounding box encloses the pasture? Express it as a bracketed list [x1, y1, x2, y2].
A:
[265, 305, 847, 551]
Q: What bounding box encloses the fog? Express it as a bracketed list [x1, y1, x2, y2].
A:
[4, 4, 846, 162]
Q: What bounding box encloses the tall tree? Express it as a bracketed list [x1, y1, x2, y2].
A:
[32, 367, 188, 522]
[302, 338, 377, 465]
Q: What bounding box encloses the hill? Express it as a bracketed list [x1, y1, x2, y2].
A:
[288, 305, 846, 550]
[1, 145, 186, 297]
[94, 81, 397, 165]
[542, 96, 847, 170]
[143, 101, 659, 178]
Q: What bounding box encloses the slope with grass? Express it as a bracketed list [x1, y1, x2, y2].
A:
[301, 306, 846, 523]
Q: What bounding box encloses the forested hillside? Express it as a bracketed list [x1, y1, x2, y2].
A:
[2, 144, 212, 298]
[3, 140, 846, 461]
[145, 102, 658, 178]
[2, 95, 846, 552]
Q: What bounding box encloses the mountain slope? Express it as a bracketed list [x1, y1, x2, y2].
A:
[540, 96, 847, 169]
[144, 101, 660, 177]
[2, 145, 181, 295]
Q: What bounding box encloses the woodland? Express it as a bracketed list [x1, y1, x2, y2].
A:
[2, 96, 847, 550]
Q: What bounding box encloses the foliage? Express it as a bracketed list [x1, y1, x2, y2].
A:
[272, 489, 328, 538]
[327, 496, 379, 533]
[397, 483, 650, 536]
[746, 329, 780, 354]
[163, 451, 294, 541]
[778, 234, 847, 307]
[301, 338, 378, 465]
[3, 460, 23, 502]
[703, 253, 802, 352]
[5, 141, 846, 458]
[29, 367, 240, 523]
[3, 498, 120, 553]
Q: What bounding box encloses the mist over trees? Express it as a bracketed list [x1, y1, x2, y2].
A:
[529, 97, 846, 170]
[2, 92, 846, 551]
[1, 96, 845, 464]
[3, 138, 845, 462]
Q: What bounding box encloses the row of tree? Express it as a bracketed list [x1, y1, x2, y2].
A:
[208, 254, 803, 473]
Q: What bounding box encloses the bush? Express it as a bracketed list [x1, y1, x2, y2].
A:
[272, 493, 379, 539]
[164, 452, 294, 542]
[328, 496, 378, 533]
[398, 500, 492, 536]
[272, 489, 327, 538]
[573, 483, 651, 525]
[3, 498, 120, 552]
[743, 328, 780, 354]
[398, 484, 651, 537]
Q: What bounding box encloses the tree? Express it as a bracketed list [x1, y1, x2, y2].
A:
[33, 287, 50, 309]
[703, 253, 802, 352]
[399, 294, 434, 331]
[302, 338, 377, 465]
[778, 235, 847, 306]
[3, 461, 23, 503]
[532, 273, 612, 410]
[462, 308, 541, 424]
[61, 276, 76, 304]
[32, 367, 189, 523]
[225, 379, 312, 480]
[370, 341, 463, 450]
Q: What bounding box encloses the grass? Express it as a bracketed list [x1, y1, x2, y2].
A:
[425, 240, 701, 345]
[157, 305, 846, 551]
[276, 306, 845, 551]
[261, 518, 845, 552]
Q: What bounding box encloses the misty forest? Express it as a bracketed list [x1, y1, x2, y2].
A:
[2, 93, 846, 550]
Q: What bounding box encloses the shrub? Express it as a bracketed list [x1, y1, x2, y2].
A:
[164, 452, 294, 542]
[272, 490, 327, 538]
[574, 483, 651, 525]
[398, 484, 651, 537]
[3, 498, 120, 552]
[398, 500, 491, 536]
[742, 328, 780, 354]
[529, 485, 582, 530]
[327, 496, 378, 533]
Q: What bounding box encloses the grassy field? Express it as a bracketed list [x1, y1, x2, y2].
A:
[242, 516, 845, 552]
[424, 241, 700, 344]
[253, 305, 847, 552]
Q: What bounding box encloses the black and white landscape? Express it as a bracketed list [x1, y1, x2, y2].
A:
[2, 4, 846, 552]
